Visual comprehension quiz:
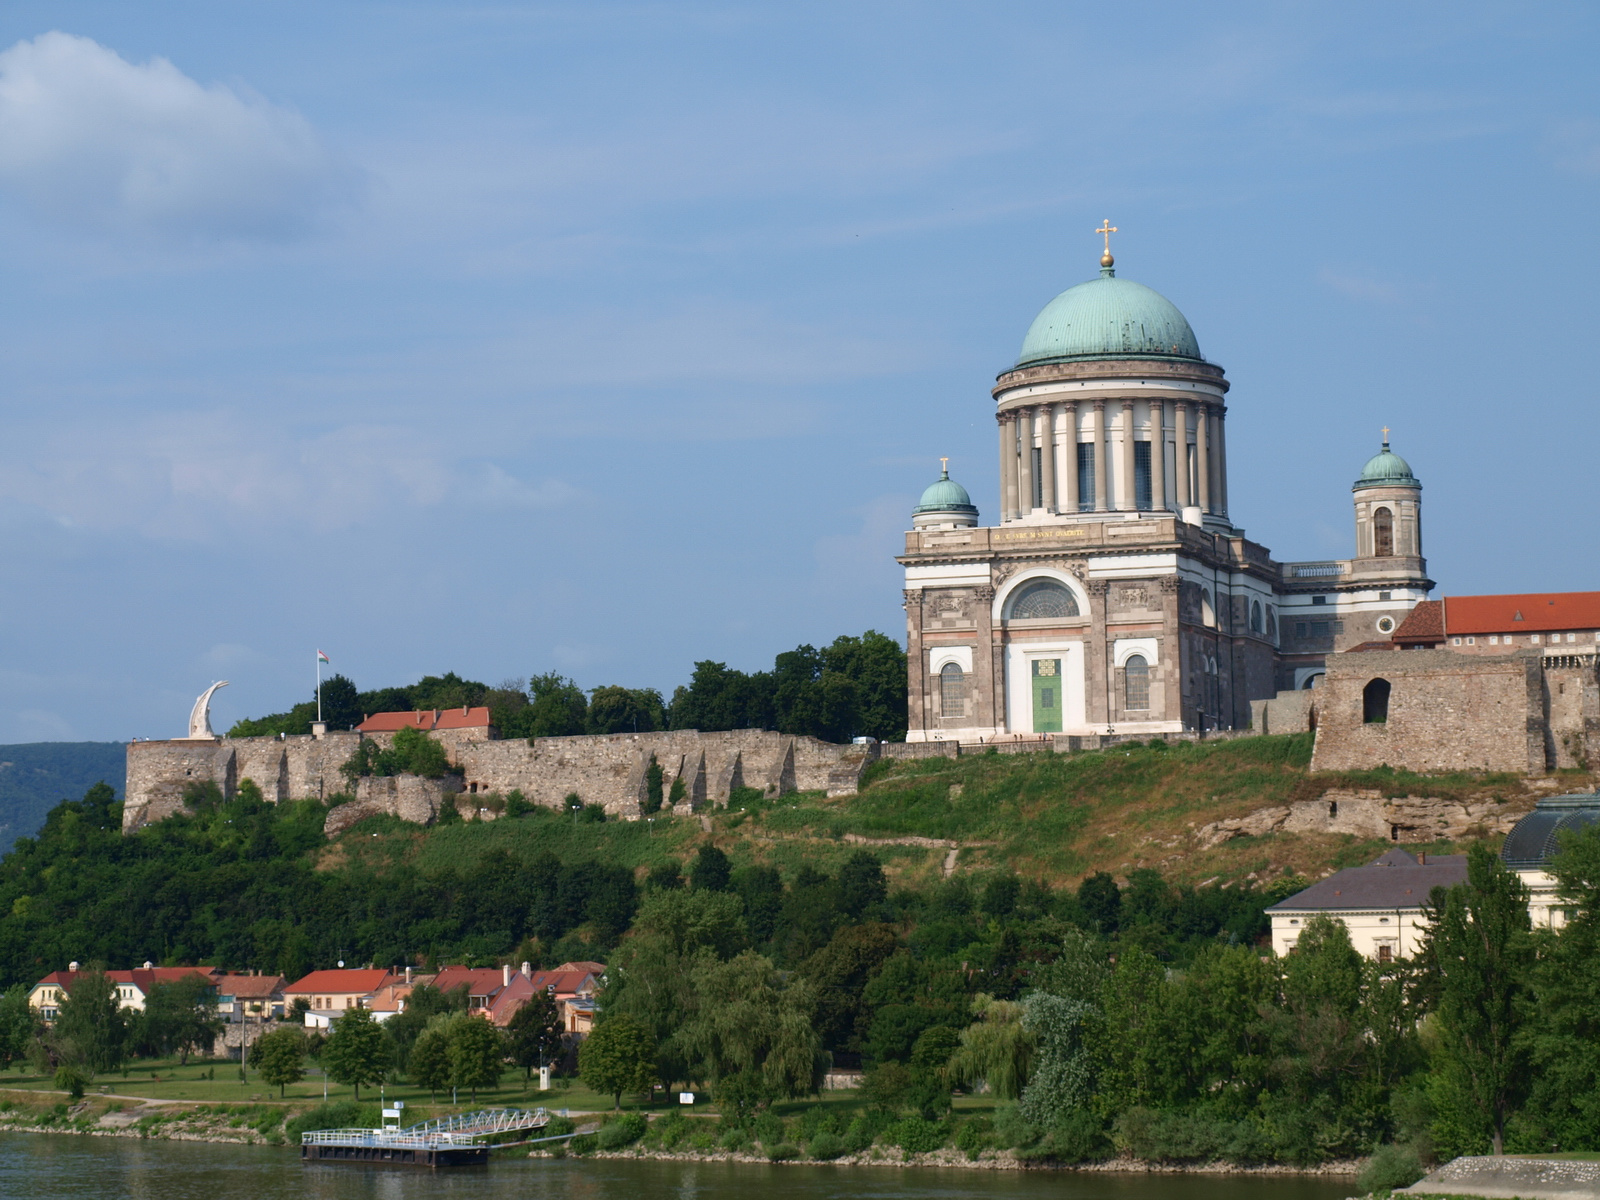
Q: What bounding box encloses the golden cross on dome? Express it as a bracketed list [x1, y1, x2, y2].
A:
[1096, 219, 1117, 259]
[940, 456, 949, 474]
[1382, 425, 1391, 442]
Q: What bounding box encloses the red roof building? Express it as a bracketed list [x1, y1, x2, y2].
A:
[356, 708, 493, 733]
[283, 968, 396, 1014]
[29, 965, 222, 1019]
[1392, 592, 1600, 653]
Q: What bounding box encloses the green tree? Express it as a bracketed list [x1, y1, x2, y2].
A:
[949, 995, 1033, 1100]
[526, 673, 588, 738]
[449, 1015, 504, 1102]
[0, 985, 36, 1071]
[643, 756, 664, 814]
[250, 1027, 308, 1097]
[675, 951, 824, 1106]
[1423, 843, 1533, 1155]
[321, 1006, 388, 1099]
[409, 1025, 452, 1100]
[384, 983, 468, 1073]
[690, 845, 731, 893]
[507, 992, 565, 1082]
[1527, 822, 1600, 1148]
[53, 968, 126, 1074]
[586, 686, 666, 735]
[580, 1014, 658, 1109]
[1017, 993, 1095, 1127]
[141, 974, 223, 1065]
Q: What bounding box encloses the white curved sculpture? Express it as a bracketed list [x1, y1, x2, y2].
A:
[187, 681, 230, 739]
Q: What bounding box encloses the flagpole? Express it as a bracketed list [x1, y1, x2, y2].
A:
[316, 651, 323, 725]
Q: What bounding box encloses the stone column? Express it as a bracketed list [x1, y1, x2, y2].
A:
[1119, 400, 1136, 510]
[903, 590, 925, 736]
[1174, 401, 1191, 509]
[1086, 579, 1111, 729]
[1016, 407, 1035, 514]
[1150, 400, 1167, 512]
[974, 585, 1001, 733]
[1196, 402, 1211, 513]
[1062, 402, 1080, 513]
[998, 411, 1018, 522]
[1039, 403, 1057, 513]
[1092, 400, 1108, 511]
[1215, 405, 1229, 517]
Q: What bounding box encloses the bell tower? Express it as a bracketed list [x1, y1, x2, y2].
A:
[1352, 432, 1423, 561]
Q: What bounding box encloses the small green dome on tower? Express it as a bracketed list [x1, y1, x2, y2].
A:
[914, 464, 977, 516]
[1354, 436, 1420, 491]
[1016, 260, 1202, 367]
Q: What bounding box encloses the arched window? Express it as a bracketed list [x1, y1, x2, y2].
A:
[1373, 507, 1394, 557]
[1123, 655, 1150, 711]
[1007, 579, 1079, 620]
[939, 663, 966, 718]
[1200, 589, 1215, 627]
[1363, 678, 1391, 723]
[1250, 600, 1263, 633]
[1302, 672, 1324, 690]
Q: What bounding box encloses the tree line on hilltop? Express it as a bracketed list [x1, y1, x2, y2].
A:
[227, 630, 907, 745]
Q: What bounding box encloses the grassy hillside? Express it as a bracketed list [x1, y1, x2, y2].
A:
[332, 733, 1565, 892]
[0, 742, 124, 852]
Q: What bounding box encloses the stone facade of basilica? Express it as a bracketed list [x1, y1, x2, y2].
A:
[900, 243, 1434, 741]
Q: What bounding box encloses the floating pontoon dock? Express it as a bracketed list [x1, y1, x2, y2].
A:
[301, 1106, 551, 1168]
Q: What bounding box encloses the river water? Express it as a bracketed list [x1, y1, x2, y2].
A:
[0, 1133, 1358, 1200]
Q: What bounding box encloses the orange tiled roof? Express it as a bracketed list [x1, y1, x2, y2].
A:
[356, 708, 492, 733]
[283, 968, 394, 995]
[1391, 600, 1443, 645]
[1442, 592, 1600, 636]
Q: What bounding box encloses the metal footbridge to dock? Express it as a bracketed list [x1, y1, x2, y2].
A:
[302, 1106, 554, 1168]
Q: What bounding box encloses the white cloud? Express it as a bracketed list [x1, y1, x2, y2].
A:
[0, 31, 354, 239]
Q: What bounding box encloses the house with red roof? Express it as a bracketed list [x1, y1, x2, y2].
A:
[283, 968, 396, 1026]
[29, 963, 222, 1021]
[1392, 592, 1600, 655]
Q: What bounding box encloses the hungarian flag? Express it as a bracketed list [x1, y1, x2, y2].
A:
[317, 650, 330, 664]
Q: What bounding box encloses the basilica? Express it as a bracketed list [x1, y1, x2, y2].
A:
[900, 231, 1433, 740]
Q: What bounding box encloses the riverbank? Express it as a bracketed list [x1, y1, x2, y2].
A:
[0, 1088, 1365, 1177]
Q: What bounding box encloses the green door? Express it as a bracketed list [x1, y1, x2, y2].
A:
[1031, 658, 1062, 733]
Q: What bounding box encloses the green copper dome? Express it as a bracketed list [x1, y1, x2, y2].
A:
[1354, 441, 1419, 491]
[914, 468, 977, 515]
[1016, 265, 1202, 367]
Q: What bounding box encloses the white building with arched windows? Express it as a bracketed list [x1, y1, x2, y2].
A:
[899, 244, 1434, 741]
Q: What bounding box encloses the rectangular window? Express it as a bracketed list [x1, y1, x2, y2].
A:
[1453, 637, 1462, 646]
[1532, 634, 1541, 644]
[1467, 637, 1476, 645]
[1076, 443, 1095, 511]
[1030, 446, 1043, 509]
[1133, 440, 1152, 510]
[1379, 591, 1391, 601]
[1489, 635, 1499, 645]
[1312, 595, 1327, 606]
[1310, 621, 1330, 637]
[1295, 622, 1308, 638]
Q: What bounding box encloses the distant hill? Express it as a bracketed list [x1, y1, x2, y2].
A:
[0, 742, 125, 851]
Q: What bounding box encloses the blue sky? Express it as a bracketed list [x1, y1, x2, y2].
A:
[0, 2, 1595, 741]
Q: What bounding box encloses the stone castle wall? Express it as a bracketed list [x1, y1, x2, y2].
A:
[1309, 648, 1561, 775]
[123, 726, 870, 833]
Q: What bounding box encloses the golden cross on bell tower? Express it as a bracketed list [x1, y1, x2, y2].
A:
[940, 456, 949, 476]
[1096, 219, 1118, 267]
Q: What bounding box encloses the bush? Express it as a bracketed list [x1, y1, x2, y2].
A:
[767, 1142, 800, 1161]
[844, 1112, 893, 1153]
[53, 1065, 89, 1099]
[751, 1111, 785, 1146]
[569, 1133, 597, 1155]
[890, 1116, 946, 1155]
[808, 1131, 848, 1160]
[598, 1112, 647, 1149]
[285, 1101, 375, 1143]
[1016, 1112, 1111, 1164]
[1113, 1106, 1230, 1163]
[718, 1127, 749, 1152]
[1359, 1144, 1426, 1194]
[993, 1103, 1041, 1149]
[955, 1117, 992, 1160]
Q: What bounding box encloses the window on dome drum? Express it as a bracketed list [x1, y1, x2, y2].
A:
[1076, 444, 1095, 511]
[1133, 441, 1152, 510]
[1250, 601, 1263, 633]
[1363, 678, 1391, 724]
[1123, 655, 1150, 710]
[1008, 579, 1080, 620]
[939, 663, 965, 718]
[1374, 507, 1394, 556]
